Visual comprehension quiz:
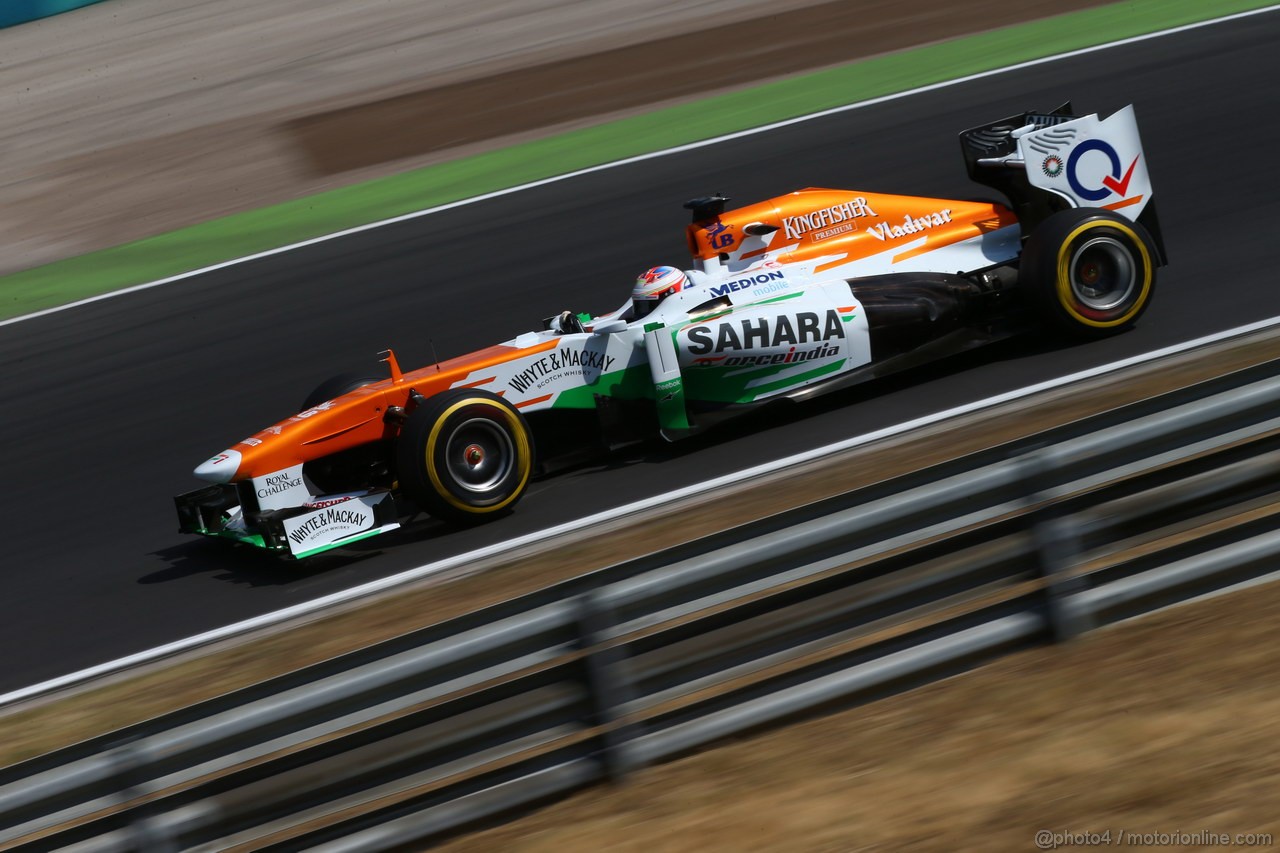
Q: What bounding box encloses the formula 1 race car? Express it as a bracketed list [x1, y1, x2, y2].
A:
[177, 103, 1165, 558]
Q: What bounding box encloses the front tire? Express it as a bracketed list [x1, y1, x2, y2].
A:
[396, 390, 534, 525]
[300, 373, 382, 412]
[1021, 208, 1157, 338]
[300, 374, 388, 493]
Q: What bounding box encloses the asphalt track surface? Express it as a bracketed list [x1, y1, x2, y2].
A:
[2, 13, 1277, 694]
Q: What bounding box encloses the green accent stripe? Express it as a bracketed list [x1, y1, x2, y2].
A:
[755, 292, 806, 305]
[549, 364, 653, 408]
[745, 359, 847, 399]
[2, 0, 1272, 321]
[196, 528, 273, 550]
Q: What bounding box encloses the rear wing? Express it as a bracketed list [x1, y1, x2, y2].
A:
[960, 103, 1166, 263]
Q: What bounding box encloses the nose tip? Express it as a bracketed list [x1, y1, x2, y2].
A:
[194, 449, 242, 484]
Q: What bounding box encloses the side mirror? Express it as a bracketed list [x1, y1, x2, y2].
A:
[592, 319, 629, 335]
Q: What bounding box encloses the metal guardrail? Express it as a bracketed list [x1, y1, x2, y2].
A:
[3, 358, 1280, 849]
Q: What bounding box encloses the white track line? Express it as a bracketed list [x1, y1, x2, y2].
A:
[4, 314, 1280, 707]
[2, 4, 1277, 331]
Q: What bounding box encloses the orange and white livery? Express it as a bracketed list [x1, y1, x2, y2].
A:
[177, 103, 1165, 558]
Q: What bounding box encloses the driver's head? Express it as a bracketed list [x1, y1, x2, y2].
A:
[632, 266, 689, 318]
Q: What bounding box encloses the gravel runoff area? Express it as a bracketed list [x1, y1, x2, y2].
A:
[0, 0, 1113, 276]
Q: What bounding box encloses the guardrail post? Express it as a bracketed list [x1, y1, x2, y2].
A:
[109, 738, 178, 853]
[572, 591, 641, 782]
[1033, 515, 1092, 642]
[1020, 451, 1092, 642]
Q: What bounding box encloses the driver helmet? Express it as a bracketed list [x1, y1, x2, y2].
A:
[632, 266, 689, 318]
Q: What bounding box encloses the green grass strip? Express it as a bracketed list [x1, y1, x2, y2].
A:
[3, 0, 1273, 321]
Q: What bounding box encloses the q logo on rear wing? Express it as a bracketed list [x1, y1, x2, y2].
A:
[1018, 104, 1152, 220]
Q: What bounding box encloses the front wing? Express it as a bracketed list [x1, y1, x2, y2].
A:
[175, 487, 401, 559]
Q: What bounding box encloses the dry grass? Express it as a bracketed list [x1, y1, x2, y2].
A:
[439, 581, 1280, 852]
[2, 329, 1279, 769]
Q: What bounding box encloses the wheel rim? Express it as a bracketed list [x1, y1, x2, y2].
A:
[444, 418, 514, 495]
[1068, 236, 1136, 313]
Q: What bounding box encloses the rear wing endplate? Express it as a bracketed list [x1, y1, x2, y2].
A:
[960, 103, 1166, 263]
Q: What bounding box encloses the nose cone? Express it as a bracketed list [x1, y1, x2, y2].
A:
[194, 449, 242, 484]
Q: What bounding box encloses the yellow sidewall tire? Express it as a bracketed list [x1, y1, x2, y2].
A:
[424, 398, 532, 515]
[1022, 208, 1158, 339]
[1053, 220, 1153, 330]
[396, 390, 534, 525]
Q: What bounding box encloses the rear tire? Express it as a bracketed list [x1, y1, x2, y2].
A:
[396, 389, 534, 525]
[1021, 208, 1157, 338]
